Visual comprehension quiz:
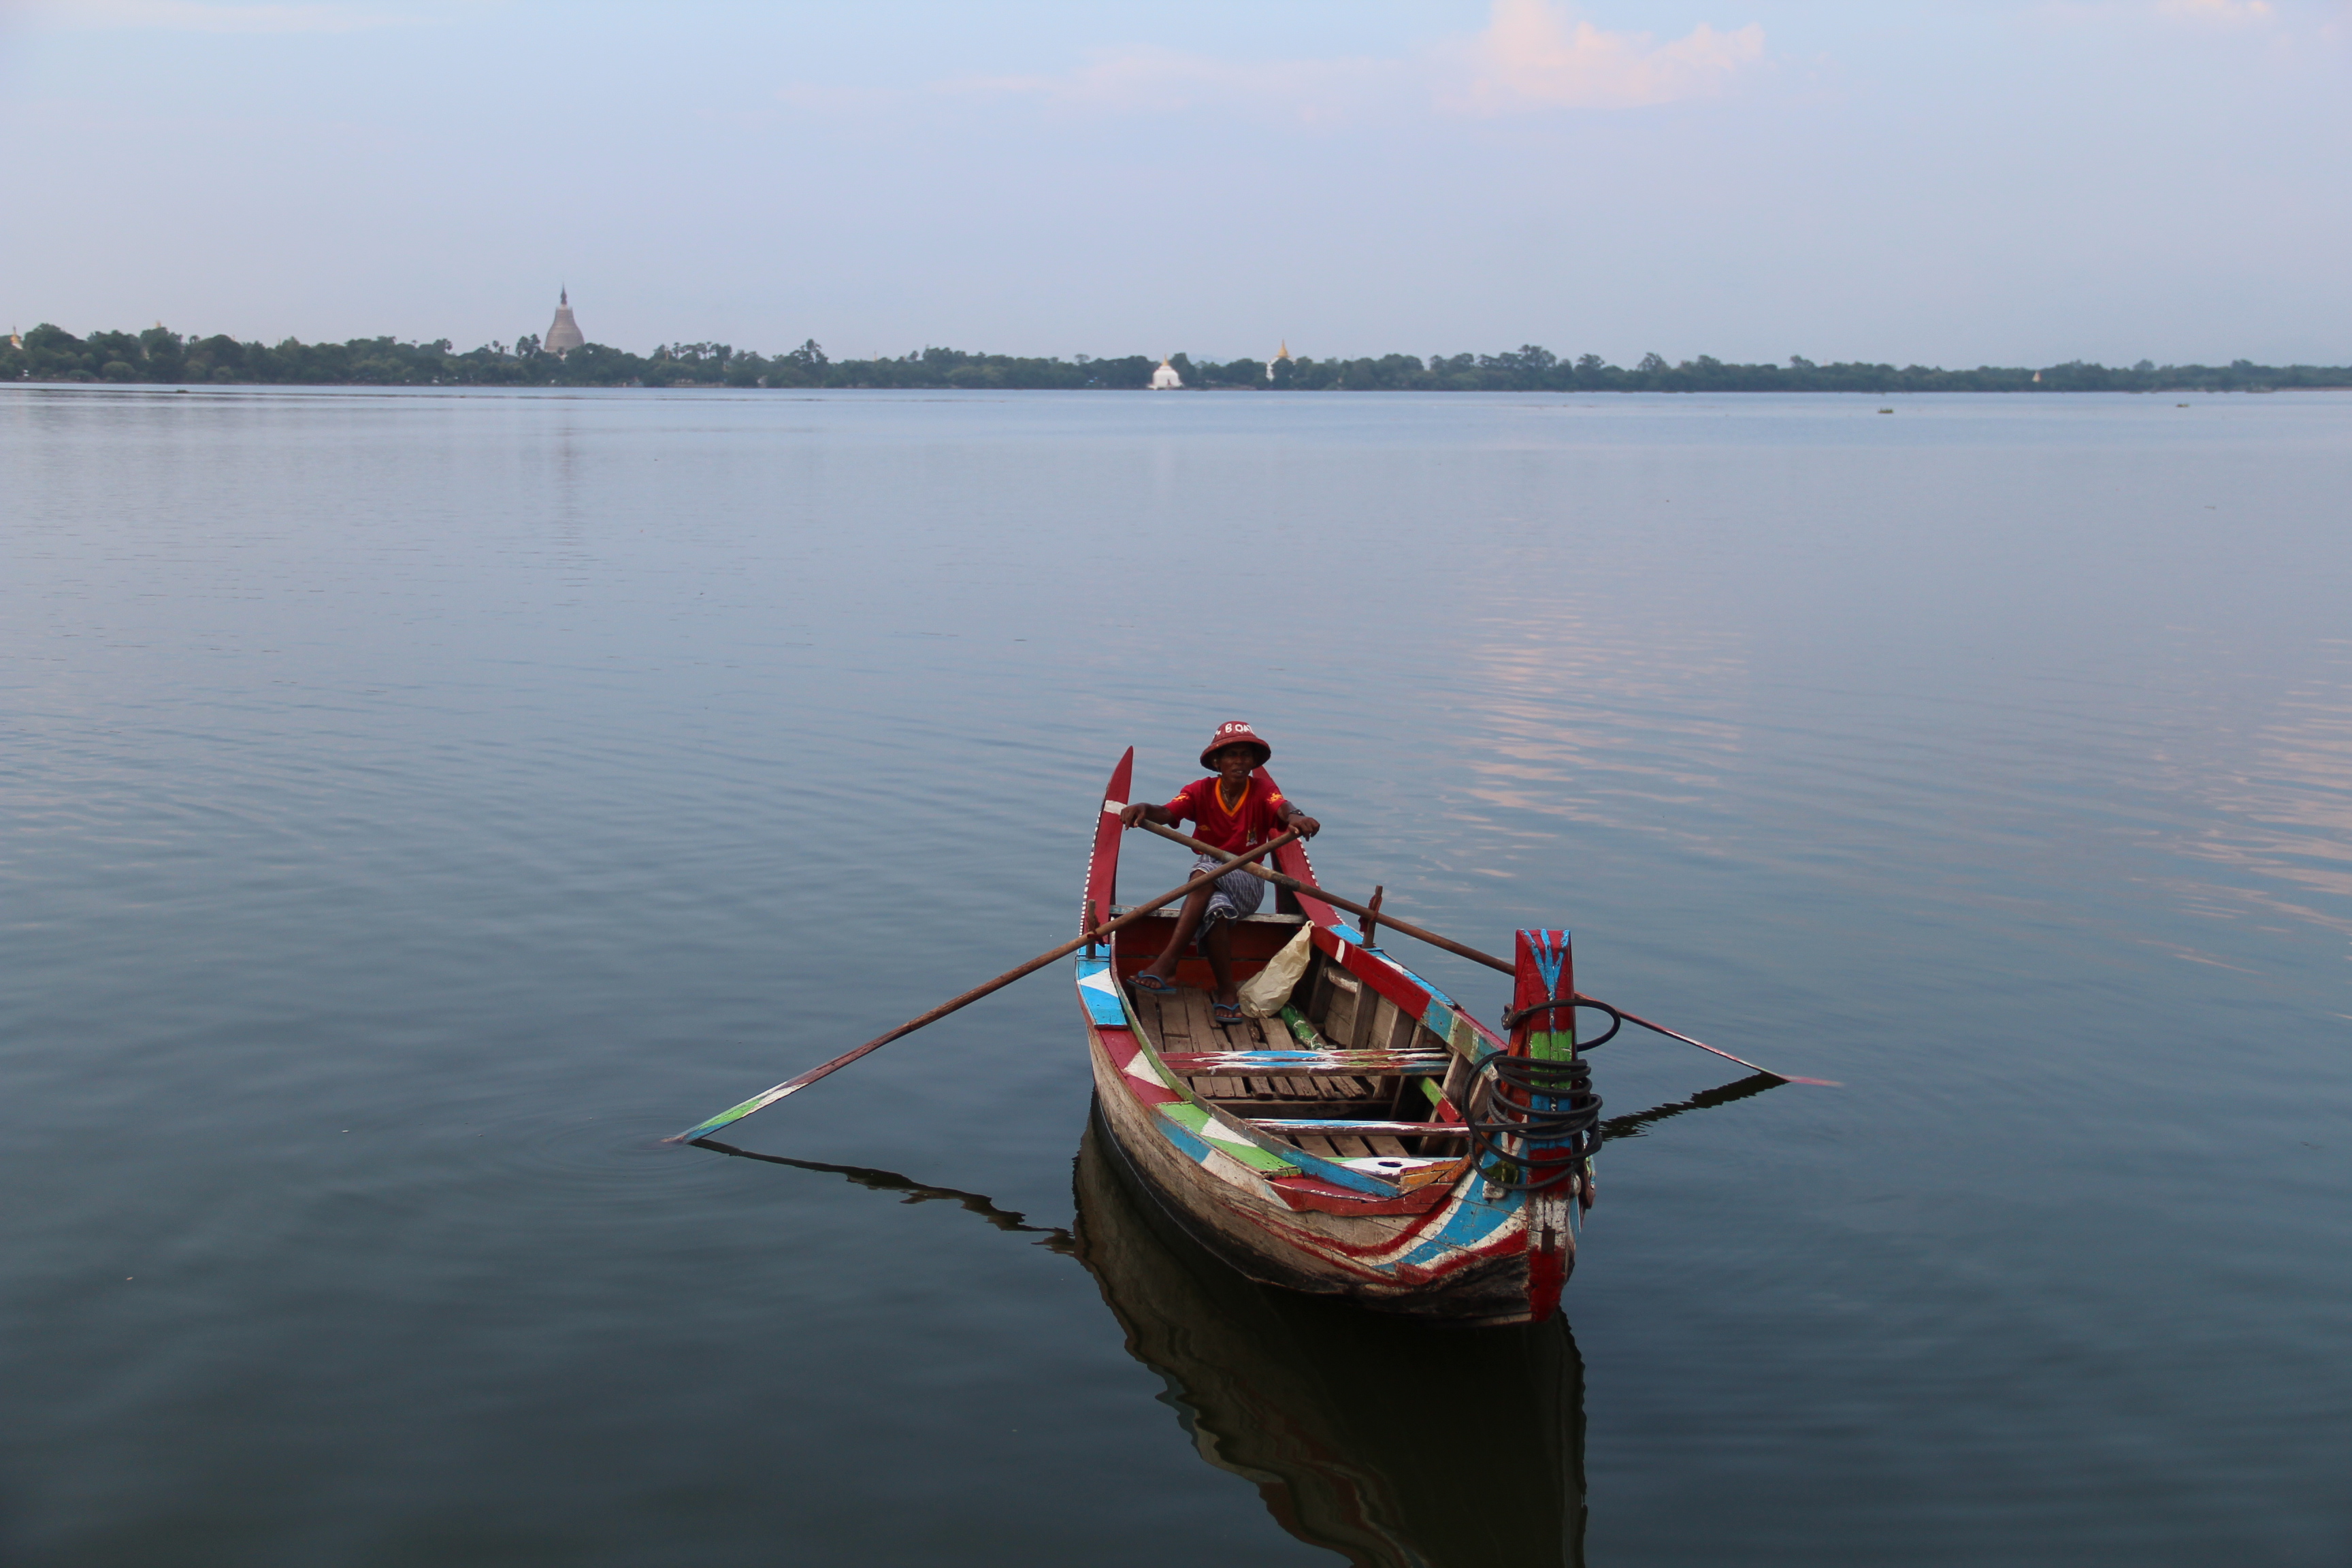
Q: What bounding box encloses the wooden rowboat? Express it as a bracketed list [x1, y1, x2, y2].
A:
[1075, 749, 1601, 1326]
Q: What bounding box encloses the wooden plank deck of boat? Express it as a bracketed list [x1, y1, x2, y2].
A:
[1124, 985, 1423, 1160]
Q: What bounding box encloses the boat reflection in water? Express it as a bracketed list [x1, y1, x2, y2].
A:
[694, 1072, 1780, 1568]
[1073, 1109, 1587, 1568]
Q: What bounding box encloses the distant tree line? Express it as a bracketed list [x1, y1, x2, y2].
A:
[5, 324, 2345, 393]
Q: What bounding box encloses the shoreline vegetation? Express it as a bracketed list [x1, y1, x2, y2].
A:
[6, 324, 2346, 394]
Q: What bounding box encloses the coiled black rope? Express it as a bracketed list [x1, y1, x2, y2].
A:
[1500, 996, 1622, 1049]
[1461, 1049, 1603, 1194]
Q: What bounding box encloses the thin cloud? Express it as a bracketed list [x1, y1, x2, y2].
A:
[2157, 0, 2275, 18]
[935, 2, 1765, 120]
[774, 82, 913, 113]
[1441, 0, 1767, 112]
[948, 46, 1393, 122]
[24, 0, 413, 31]
[2037, 0, 2286, 27]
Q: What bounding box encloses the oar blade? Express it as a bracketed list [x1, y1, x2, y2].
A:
[662, 826, 1301, 1145]
[664, 1081, 806, 1144]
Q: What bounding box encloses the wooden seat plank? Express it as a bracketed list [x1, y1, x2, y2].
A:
[1155, 1050, 1450, 1077]
[1109, 906, 1305, 926]
[1244, 1118, 1475, 1135]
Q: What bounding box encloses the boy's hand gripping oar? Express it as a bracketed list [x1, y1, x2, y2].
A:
[1133, 820, 1835, 1086]
[664, 829, 1303, 1144]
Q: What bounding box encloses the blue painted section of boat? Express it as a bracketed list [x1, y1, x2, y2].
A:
[1152, 1110, 1220, 1169]
[1397, 1189, 1520, 1271]
[1074, 956, 1130, 1028]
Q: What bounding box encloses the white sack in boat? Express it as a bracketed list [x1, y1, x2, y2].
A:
[1238, 924, 1314, 1017]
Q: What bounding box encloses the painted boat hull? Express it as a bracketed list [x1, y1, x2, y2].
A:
[1076, 748, 1582, 1326]
[1087, 1028, 1550, 1322]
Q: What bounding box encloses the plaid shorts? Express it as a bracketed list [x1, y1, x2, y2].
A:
[1192, 853, 1267, 944]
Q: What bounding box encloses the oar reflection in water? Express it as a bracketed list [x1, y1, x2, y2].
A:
[1599, 1072, 1784, 1141]
[689, 1137, 1075, 1253]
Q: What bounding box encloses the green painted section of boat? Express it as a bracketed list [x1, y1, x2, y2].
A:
[1156, 1102, 1304, 1176]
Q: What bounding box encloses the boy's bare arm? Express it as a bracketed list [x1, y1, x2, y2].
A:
[1117, 799, 1318, 836]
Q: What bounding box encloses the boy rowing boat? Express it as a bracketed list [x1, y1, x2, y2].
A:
[1118, 721, 1320, 1022]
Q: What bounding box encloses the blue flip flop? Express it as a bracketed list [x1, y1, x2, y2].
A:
[1131, 973, 1179, 996]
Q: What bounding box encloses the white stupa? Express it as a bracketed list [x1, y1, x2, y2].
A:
[1266, 339, 1292, 380]
[1149, 356, 1183, 390]
[544, 287, 585, 355]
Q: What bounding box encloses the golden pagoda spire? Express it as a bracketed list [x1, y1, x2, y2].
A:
[544, 286, 585, 356]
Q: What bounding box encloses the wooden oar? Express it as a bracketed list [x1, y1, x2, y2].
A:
[1137, 821, 1507, 970]
[664, 829, 1303, 1144]
[1134, 820, 1836, 1086]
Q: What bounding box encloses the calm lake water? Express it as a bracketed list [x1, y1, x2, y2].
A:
[3, 385, 2347, 1567]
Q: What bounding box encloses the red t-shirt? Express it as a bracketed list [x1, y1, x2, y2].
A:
[1164, 773, 1289, 854]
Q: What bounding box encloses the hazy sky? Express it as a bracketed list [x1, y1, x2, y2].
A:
[2, 1, 2345, 365]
